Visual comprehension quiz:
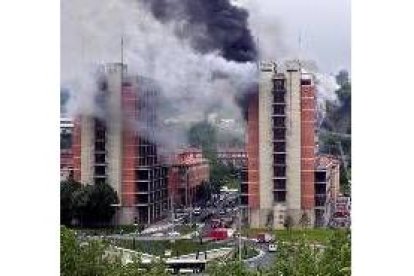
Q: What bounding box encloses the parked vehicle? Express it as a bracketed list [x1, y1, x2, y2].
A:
[211, 219, 222, 228]
[208, 228, 229, 240]
[193, 207, 201, 216]
[257, 233, 274, 243]
[268, 243, 277, 252]
[168, 231, 180, 237]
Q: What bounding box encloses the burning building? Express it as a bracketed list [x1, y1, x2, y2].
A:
[71, 63, 169, 225]
[242, 60, 317, 228]
[60, 118, 74, 181]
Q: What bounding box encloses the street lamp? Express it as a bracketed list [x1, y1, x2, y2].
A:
[235, 169, 242, 262]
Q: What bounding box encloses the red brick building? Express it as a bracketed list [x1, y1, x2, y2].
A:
[167, 148, 209, 208]
[70, 63, 169, 225]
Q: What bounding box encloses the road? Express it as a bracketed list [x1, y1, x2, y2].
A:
[242, 239, 276, 269]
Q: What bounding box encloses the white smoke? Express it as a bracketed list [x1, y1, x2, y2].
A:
[238, 0, 341, 110]
[61, 0, 256, 150]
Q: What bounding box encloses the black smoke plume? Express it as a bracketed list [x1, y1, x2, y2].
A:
[140, 0, 258, 62]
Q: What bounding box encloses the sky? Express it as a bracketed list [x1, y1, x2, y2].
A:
[235, 0, 351, 74]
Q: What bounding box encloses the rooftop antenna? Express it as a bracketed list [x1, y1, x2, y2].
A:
[256, 36, 260, 69]
[298, 29, 304, 70]
[121, 35, 124, 65]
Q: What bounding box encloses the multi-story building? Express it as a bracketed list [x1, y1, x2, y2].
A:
[314, 154, 341, 227]
[242, 60, 316, 228]
[71, 63, 169, 225]
[167, 148, 210, 209]
[60, 118, 74, 181]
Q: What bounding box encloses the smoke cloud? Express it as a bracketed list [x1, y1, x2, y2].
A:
[139, 0, 258, 62]
[61, 0, 344, 152]
[61, 0, 257, 151]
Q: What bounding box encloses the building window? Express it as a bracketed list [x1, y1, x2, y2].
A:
[273, 128, 286, 140]
[241, 171, 248, 181]
[274, 154, 286, 164]
[273, 117, 285, 128]
[273, 105, 285, 115]
[137, 182, 149, 192]
[315, 195, 327, 206]
[273, 92, 285, 103]
[95, 154, 105, 164]
[301, 79, 312, 86]
[274, 165, 286, 177]
[95, 142, 105, 152]
[273, 80, 284, 90]
[94, 166, 106, 176]
[274, 179, 286, 190]
[315, 184, 326, 194]
[274, 191, 286, 202]
[241, 195, 248, 205]
[315, 171, 326, 182]
[274, 142, 286, 153]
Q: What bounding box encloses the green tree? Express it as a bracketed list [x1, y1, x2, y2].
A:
[61, 226, 168, 276]
[208, 260, 252, 276]
[267, 230, 351, 276]
[73, 183, 119, 227]
[319, 231, 351, 276]
[60, 180, 81, 226]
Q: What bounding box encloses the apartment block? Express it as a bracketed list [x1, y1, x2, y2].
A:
[243, 61, 316, 228]
[71, 63, 169, 225]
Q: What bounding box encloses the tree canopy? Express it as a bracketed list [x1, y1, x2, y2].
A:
[61, 181, 119, 227]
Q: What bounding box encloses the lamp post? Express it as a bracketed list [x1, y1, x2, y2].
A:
[236, 169, 242, 262]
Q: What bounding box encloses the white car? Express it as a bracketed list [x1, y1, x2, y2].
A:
[268, 243, 277, 252]
[151, 232, 164, 237]
[193, 208, 201, 215]
[164, 250, 172, 257]
[168, 231, 180, 237]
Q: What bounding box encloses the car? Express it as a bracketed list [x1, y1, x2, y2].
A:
[173, 217, 183, 224]
[151, 232, 164, 237]
[168, 231, 180, 237]
[193, 207, 201, 216]
[257, 233, 274, 243]
[219, 209, 226, 215]
[268, 243, 277, 252]
[164, 250, 172, 257]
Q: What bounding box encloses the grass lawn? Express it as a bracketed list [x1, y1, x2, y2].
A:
[175, 224, 196, 235]
[109, 238, 232, 257]
[242, 228, 347, 245]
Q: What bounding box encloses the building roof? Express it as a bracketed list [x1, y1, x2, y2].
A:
[315, 154, 340, 170]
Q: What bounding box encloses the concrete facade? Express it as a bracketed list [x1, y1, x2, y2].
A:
[256, 62, 275, 227]
[106, 63, 124, 201]
[79, 116, 94, 185]
[285, 63, 304, 225]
